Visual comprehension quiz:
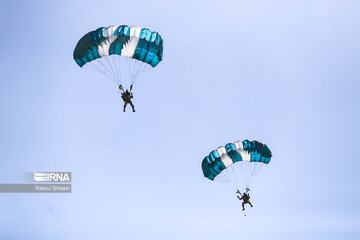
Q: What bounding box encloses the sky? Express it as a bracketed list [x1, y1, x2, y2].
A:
[0, 0, 360, 239]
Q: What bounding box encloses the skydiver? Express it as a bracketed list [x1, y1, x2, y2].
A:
[237, 188, 253, 211]
[119, 85, 135, 112]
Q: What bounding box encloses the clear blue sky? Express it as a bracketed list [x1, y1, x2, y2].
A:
[0, 0, 359, 239]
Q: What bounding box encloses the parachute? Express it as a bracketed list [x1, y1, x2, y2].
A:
[73, 25, 163, 88]
[201, 140, 272, 190]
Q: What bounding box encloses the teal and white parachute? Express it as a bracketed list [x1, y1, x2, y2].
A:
[201, 140, 272, 190]
[73, 25, 163, 88]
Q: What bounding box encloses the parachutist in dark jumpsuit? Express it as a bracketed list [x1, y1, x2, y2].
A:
[237, 189, 253, 211]
[121, 89, 135, 112]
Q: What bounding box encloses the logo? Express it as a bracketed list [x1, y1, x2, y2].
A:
[33, 172, 71, 182]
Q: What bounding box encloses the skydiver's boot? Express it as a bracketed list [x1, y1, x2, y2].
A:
[130, 102, 135, 112]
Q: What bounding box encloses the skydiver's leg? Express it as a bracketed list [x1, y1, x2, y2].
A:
[242, 202, 245, 211]
[249, 201, 253, 208]
[130, 101, 135, 112]
[123, 102, 128, 112]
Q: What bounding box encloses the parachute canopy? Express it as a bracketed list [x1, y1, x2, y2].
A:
[202, 140, 272, 181]
[73, 25, 163, 68]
